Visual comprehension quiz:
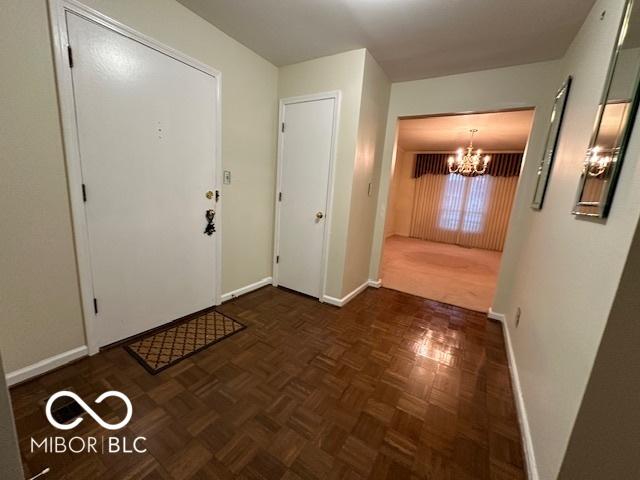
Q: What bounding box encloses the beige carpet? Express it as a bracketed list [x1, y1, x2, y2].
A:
[381, 235, 502, 312]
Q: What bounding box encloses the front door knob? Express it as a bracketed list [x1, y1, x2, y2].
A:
[316, 212, 324, 219]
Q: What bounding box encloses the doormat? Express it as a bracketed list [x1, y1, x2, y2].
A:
[124, 309, 246, 374]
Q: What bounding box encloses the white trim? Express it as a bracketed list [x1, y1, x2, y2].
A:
[488, 307, 506, 322]
[221, 277, 273, 303]
[6, 346, 88, 387]
[48, 0, 223, 354]
[322, 296, 342, 307]
[490, 309, 539, 480]
[272, 91, 342, 300]
[322, 281, 369, 307]
[367, 278, 382, 288]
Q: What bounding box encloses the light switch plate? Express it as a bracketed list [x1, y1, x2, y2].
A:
[223, 170, 231, 185]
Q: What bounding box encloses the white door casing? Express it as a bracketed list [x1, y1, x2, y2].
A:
[274, 93, 340, 298]
[49, 1, 222, 352]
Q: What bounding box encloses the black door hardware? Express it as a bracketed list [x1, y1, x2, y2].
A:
[204, 209, 216, 235]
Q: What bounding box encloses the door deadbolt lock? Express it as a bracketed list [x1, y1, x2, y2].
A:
[206, 190, 214, 199]
[316, 212, 324, 219]
[204, 209, 216, 235]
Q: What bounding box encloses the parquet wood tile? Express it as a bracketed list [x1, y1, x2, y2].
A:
[9, 286, 526, 479]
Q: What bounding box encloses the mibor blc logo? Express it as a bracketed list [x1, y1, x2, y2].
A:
[31, 390, 146, 454]
[45, 391, 133, 430]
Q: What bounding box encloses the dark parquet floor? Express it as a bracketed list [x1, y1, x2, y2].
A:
[10, 286, 526, 479]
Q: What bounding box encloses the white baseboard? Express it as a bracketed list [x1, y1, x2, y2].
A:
[488, 307, 506, 322]
[491, 308, 538, 480]
[221, 276, 272, 303]
[322, 280, 369, 307]
[6, 345, 88, 387]
[367, 278, 382, 288]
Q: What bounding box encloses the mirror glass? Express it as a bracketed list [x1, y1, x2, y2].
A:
[574, 0, 640, 217]
[532, 77, 572, 210]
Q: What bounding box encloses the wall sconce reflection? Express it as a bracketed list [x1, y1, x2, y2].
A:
[583, 146, 614, 178]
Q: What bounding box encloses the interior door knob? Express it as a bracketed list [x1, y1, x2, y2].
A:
[316, 212, 324, 219]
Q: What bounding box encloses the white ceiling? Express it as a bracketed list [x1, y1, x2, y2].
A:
[397, 110, 535, 152]
[177, 0, 596, 81]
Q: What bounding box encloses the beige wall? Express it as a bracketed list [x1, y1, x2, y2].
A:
[558, 213, 640, 479]
[342, 52, 391, 294]
[369, 60, 562, 283]
[0, 0, 278, 373]
[278, 49, 368, 298]
[497, 0, 640, 478]
[1, 0, 87, 373]
[0, 352, 23, 479]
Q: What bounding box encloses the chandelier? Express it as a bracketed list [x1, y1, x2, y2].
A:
[448, 129, 491, 176]
[583, 145, 614, 178]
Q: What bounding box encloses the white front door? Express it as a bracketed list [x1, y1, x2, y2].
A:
[276, 97, 336, 298]
[67, 12, 219, 347]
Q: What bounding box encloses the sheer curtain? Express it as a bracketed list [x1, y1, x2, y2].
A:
[409, 153, 521, 251]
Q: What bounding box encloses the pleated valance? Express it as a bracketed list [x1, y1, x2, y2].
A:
[413, 152, 524, 178]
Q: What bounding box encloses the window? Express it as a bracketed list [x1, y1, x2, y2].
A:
[462, 175, 490, 233]
[439, 175, 491, 233]
[439, 174, 465, 230]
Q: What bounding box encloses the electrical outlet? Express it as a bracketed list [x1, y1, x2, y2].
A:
[515, 307, 522, 328]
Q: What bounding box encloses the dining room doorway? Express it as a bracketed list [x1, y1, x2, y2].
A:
[381, 109, 535, 311]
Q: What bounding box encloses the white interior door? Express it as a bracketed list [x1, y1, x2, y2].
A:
[277, 97, 336, 298]
[67, 13, 219, 347]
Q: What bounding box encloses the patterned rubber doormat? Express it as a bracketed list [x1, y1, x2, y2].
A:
[124, 309, 246, 374]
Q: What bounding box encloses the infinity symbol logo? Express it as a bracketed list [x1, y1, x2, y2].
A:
[45, 391, 133, 431]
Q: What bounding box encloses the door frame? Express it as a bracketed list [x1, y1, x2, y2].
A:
[49, 0, 223, 355]
[272, 92, 341, 301]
